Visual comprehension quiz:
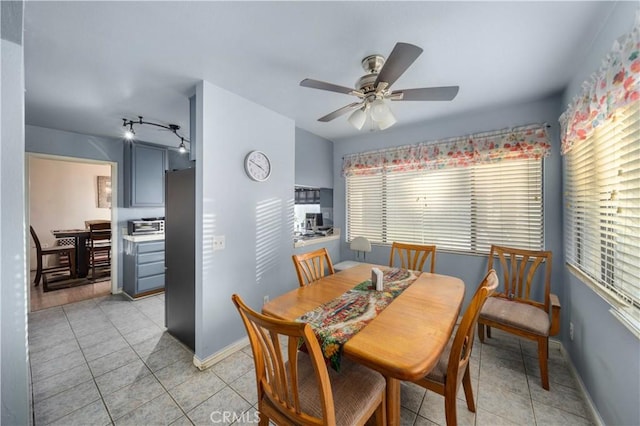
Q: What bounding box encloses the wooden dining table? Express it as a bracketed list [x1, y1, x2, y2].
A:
[51, 228, 91, 278]
[262, 263, 465, 426]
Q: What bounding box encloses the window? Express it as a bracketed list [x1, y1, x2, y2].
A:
[564, 102, 640, 310]
[346, 158, 544, 254]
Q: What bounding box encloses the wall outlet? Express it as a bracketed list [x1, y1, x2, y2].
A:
[212, 235, 225, 251]
[263, 295, 269, 305]
[569, 321, 574, 341]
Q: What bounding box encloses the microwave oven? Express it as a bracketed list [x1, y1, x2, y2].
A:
[128, 219, 164, 235]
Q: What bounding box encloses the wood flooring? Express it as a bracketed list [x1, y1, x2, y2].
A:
[30, 276, 112, 311]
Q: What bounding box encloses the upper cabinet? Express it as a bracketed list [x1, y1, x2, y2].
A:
[124, 141, 168, 207]
[294, 187, 320, 204]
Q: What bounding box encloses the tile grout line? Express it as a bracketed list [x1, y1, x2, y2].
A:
[94, 294, 219, 425]
[64, 299, 116, 426]
[127, 295, 255, 424]
[125, 297, 194, 425]
[97, 295, 175, 425]
[38, 296, 153, 425]
[30, 301, 108, 426]
[519, 339, 537, 426]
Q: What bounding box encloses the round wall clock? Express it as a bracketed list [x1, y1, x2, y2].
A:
[244, 150, 272, 182]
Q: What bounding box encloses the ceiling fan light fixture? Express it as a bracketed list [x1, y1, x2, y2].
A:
[348, 107, 367, 130]
[369, 98, 389, 122]
[300, 42, 458, 132]
[375, 108, 397, 130]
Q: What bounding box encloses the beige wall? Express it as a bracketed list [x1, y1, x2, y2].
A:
[29, 156, 111, 268]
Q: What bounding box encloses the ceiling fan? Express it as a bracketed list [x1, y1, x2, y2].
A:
[300, 42, 459, 131]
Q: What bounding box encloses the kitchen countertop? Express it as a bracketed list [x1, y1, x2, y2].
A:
[293, 228, 340, 248]
[123, 234, 165, 242]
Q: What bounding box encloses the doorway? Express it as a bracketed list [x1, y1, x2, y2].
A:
[26, 153, 118, 311]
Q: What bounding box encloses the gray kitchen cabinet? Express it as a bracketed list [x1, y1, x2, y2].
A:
[123, 239, 165, 298]
[124, 141, 167, 207]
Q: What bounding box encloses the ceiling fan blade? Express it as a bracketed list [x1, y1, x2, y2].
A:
[391, 86, 460, 101]
[318, 102, 362, 122]
[374, 42, 423, 88]
[300, 78, 356, 95]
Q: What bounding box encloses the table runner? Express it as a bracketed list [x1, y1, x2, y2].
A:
[296, 268, 419, 371]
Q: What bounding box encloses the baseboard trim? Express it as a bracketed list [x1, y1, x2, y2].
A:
[558, 341, 604, 426]
[192, 336, 249, 371]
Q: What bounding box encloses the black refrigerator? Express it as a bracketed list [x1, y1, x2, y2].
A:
[165, 167, 195, 351]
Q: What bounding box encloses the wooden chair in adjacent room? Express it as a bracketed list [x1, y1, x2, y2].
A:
[477, 245, 560, 390]
[232, 294, 386, 426]
[87, 221, 112, 281]
[30, 226, 76, 287]
[412, 269, 498, 426]
[292, 247, 335, 287]
[389, 242, 436, 272]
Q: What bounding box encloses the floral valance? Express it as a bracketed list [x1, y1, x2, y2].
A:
[342, 124, 551, 177]
[559, 15, 640, 154]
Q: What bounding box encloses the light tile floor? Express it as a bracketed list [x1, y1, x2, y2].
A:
[28, 293, 595, 425]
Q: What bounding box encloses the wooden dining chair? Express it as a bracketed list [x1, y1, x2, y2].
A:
[30, 226, 76, 287]
[412, 270, 498, 426]
[388, 242, 436, 272]
[477, 245, 560, 390]
[232, 294, 386, 426]
[87, 222, 111, 280]
[292, 247, 335, 287]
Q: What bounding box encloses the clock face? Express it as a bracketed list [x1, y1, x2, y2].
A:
[244, 150, 271, 182]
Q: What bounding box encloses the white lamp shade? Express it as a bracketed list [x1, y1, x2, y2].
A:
[348, 107, 367, 130]
[376, 108, 397, 130]
[370, 98, 389, 121]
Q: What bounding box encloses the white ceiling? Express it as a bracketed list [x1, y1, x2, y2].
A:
[23, 1, 614, 146]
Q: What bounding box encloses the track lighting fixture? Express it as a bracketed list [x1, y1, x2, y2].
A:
[122, 116, 189, 153]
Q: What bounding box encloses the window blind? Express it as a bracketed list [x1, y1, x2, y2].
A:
[565, 102, 640, 309]
[346, 159, 544, 254]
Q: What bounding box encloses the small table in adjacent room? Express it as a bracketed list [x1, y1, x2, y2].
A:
[51, 229, 91, 278]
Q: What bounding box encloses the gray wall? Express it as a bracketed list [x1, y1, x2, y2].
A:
[193, 81, 296, 360]
[560, 3, 640, 425]
[25, 125, 165, 291]
[295, 127, 334, 188]
[332, 94, 564, 312]
[1, 1, 30, 423]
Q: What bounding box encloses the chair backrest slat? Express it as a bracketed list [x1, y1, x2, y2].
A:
[489, 245, 552, 311]
[389, 242, 436, 272]
[232, 294, 334, 425]
[292, 248, 335, 287]
[89, 222, 111, 243]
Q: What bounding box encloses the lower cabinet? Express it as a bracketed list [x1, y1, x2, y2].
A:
[124, 239, 165, 298]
